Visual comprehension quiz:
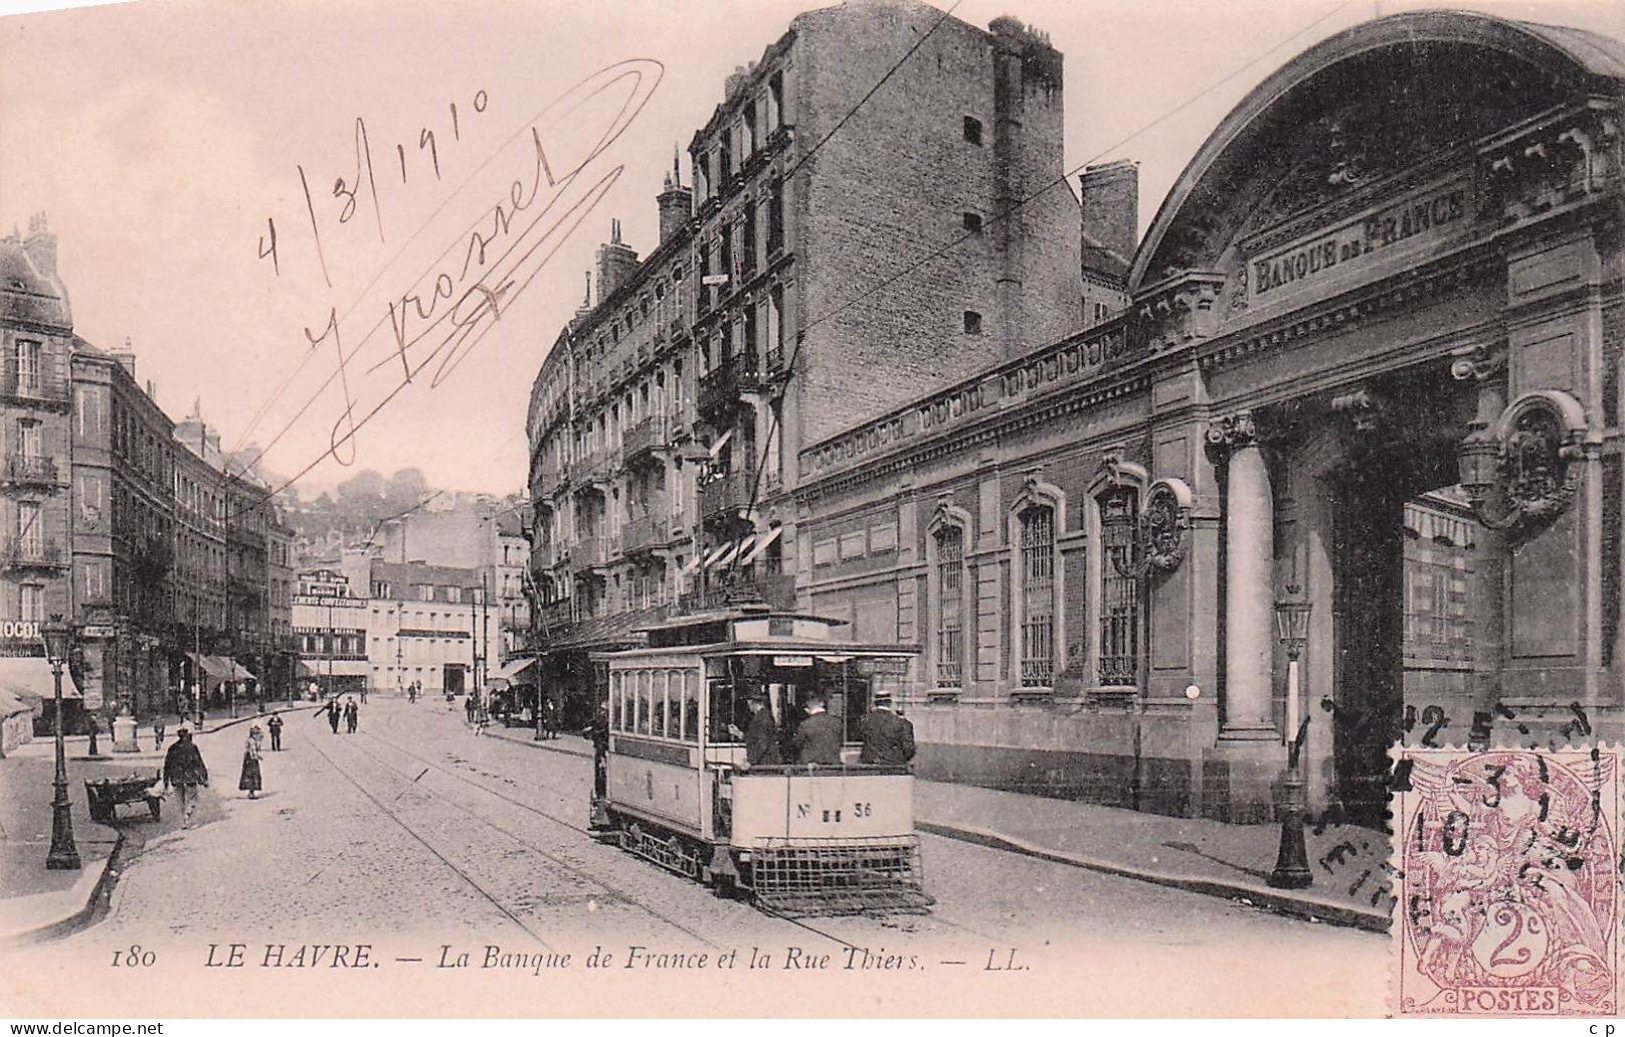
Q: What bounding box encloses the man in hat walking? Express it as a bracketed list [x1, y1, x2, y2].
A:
[162, 726, 209, 828]
[790, 694, 844, 766]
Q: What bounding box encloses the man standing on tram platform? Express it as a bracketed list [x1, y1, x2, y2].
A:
[730, 690, 780, 767]
[858, 692, 916, 767]
[791, 694, 844, 765]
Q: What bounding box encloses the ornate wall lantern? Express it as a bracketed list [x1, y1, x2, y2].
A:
[1456, 390, 1591, 532]
[1103, 477, 1193, 577]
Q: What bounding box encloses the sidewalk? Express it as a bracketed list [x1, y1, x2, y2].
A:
[0, 702, 309, 944]
[479, 722, 1390, 931]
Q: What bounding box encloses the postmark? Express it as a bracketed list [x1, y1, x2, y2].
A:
[1392, 746, 1620, 1016]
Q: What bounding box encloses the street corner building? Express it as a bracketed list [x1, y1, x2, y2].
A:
[526, 2, 1625, 827]
[0, 216, 299, 745]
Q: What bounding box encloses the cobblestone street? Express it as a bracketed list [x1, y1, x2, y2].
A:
[3, 698, 1385, 1016]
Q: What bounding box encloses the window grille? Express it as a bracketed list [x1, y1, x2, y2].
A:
[1020, 505, 1055, 686]
[1099, 489, 1139, 686]
[935, 525, 964, 687]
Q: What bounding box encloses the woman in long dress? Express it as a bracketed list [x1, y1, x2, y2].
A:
[239, 726, 263, 799]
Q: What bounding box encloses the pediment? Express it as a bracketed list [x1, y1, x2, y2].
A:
[1131, 13, 1610, 298]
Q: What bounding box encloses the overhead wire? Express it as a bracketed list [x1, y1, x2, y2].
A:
[726, 0, 1358, 548]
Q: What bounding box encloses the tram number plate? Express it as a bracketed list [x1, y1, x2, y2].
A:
[796, 802, 871, 823]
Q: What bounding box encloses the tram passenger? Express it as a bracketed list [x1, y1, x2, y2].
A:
[791, 694, 844, 765]
[857, 692, 916, 766]
[729, 690, 781, 767]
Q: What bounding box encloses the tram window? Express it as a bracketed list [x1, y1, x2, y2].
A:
[682, 670, 700, 742]
[653, 676, 666, 741]
[610, 673, 622, 731]
[708, 677, 739, 743]
[640, 669, 653, 734]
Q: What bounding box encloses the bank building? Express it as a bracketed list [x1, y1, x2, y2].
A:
[528, 5, 1625, 825]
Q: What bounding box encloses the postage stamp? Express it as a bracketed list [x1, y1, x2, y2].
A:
[1392, 746, 1621, 1017]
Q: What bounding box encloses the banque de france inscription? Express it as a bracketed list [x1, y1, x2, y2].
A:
[1251, 179, 1470, 301]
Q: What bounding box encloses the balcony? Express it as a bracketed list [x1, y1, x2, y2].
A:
[623, 415, 673, 465]
[678, 572, 795, 614]
[699, 468, 754, 526]
[1, 538, 64, 571]
[697, 352, 762, 423]
[0, 367, 70, 407]
[575, 535, 609, 569]
[537, 598, 575, 634]
[2, 455, 57, 488]
[623, 513, 669, 556]
[569, 449, 614, 489]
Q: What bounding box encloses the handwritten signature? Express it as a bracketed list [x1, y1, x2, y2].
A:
[245, 60, 663, 486]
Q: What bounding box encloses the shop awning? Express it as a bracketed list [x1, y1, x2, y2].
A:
[713, 534, 756, 569]
[491, 657, 536, 683]
[739, 526, 783, 566]
[0, 655, 81, 702]
[707, 429, 734, 459]
[187, 653, 232, 681]
[678, 553, 704, 577]
[226, 659, 255, 681]
[0, 687, 32, 718]
[701, 541, 735, 569]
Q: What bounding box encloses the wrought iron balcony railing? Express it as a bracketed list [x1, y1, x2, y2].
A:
[2, 455, 57, 487]
[1, 538, 64, 570]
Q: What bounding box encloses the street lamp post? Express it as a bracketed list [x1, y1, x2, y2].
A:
[43, 614, 80, 870]
[1269, 589, 1314, 890]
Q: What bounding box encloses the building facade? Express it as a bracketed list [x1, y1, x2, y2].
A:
[525, 0, 1087, 722]
[0, 216, 76, 726]
[793, 10, 1625, 824]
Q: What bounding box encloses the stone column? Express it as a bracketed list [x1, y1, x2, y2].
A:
[1210, 412, 1276, 741]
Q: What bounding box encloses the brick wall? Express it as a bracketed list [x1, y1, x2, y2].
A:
[791, 2, 1080, 447]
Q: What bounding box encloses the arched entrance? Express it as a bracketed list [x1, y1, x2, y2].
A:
[1279, 363, 1499, 827]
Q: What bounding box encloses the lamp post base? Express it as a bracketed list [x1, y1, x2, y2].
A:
[1269, 755, 1313, 890]
[47, 787, 81, 871]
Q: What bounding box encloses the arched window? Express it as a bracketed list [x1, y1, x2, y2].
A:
[1018, 503, 1057, 687]
[934, 524, 965, 688]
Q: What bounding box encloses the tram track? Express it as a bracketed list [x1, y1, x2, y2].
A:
[359, 707, 1006, 949]
[308, 723, 728, 949]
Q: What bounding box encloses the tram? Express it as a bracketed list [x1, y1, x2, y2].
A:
[590, 603, 932, 917]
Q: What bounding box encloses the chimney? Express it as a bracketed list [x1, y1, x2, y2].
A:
[657, 146, 693, 245]
[112, 335, 138, 380]
[22, 212, 56, 279]
[594, 219, 639, 305]
[1079, 160, 1139, 267]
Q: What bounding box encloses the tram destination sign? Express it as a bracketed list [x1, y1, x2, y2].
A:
[1249, 179, 1470, 302]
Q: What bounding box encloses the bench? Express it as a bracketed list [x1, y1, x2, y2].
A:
[85, 772, 163, 823]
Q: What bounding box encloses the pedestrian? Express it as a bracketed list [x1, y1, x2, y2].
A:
[790, 694, 844, 765]
[239, 726, 263, 799]
[465, 693, 476, 725]
[315, 697, 340, 733]
[587, 704, 610, 798]
[152, 717, 166, 751]
[857, 693, 916, 767]
[266, 712, 284, 751]
[360, 685, 368, 705]
[162, 726, 209, 827]
[344, 697, 358, 734]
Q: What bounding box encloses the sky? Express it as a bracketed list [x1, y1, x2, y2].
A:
[2, 0, 1622, 501]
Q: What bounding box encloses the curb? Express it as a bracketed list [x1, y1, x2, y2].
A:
[0, 830, 126, 947]
[915, 819, 1390, 934]
[481, 728, 592, 760]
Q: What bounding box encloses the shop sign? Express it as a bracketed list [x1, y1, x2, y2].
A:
[80, 625, 116, 639]
[0, 620, 40, 640]
[1250, 179, 1470, 302]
